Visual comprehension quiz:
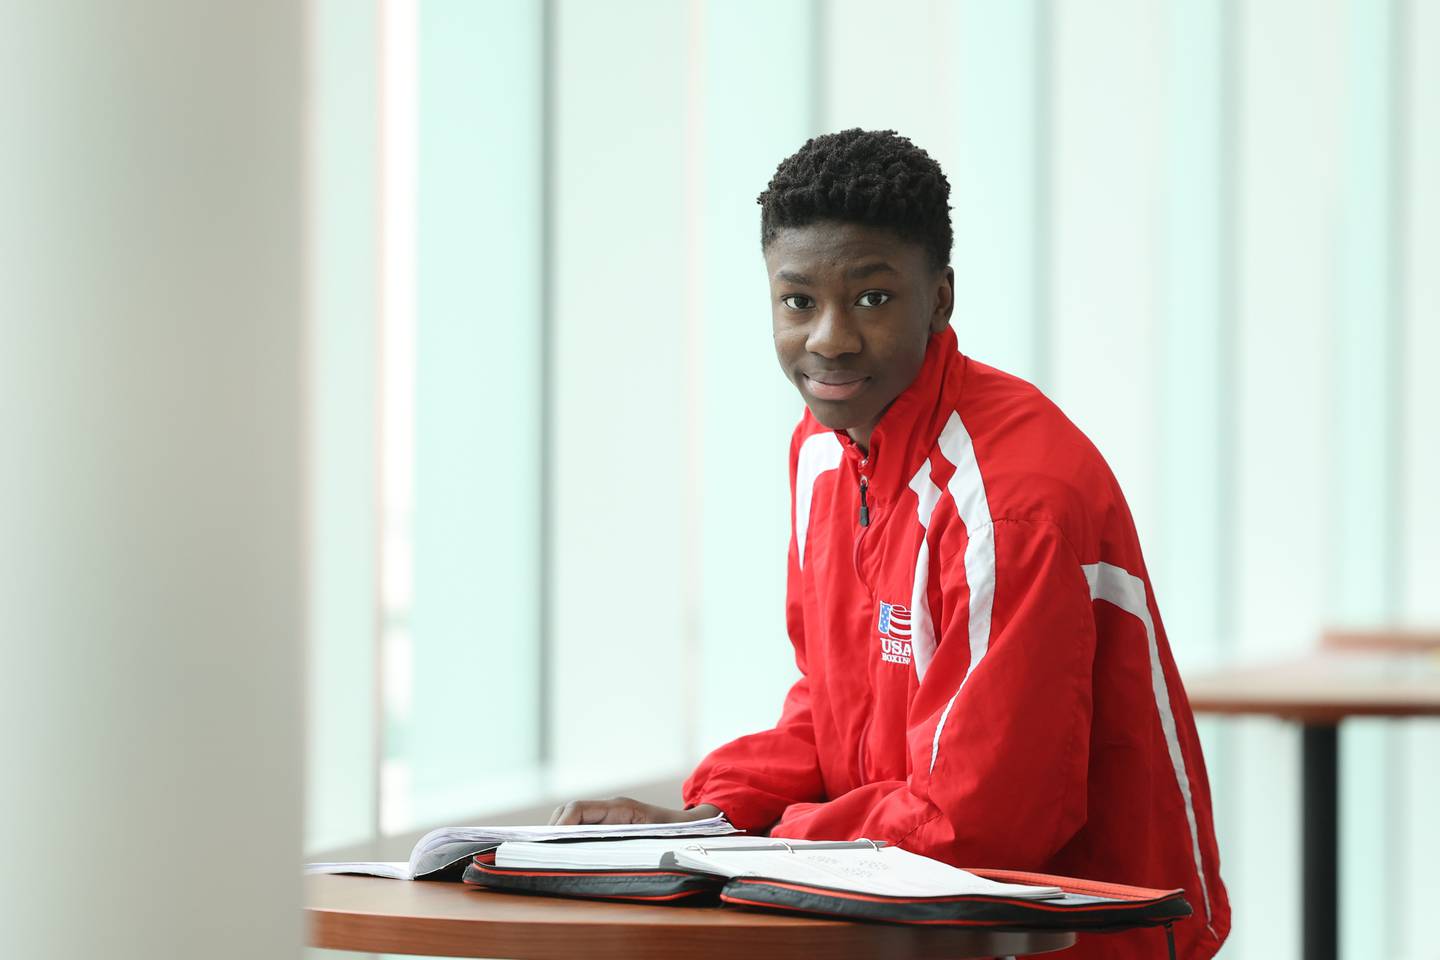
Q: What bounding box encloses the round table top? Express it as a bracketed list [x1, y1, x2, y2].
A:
[1183, 650, 1440, 723]
[305, 874, 1078, 959]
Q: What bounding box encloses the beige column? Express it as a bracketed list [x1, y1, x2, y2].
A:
[0, 3, 305, 957]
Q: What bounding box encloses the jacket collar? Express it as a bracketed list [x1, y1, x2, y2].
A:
[832, 325, 965, 499]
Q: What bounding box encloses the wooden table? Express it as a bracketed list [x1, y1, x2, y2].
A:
[306, 874, 1078, 959]
[1183, 644, 1440, 960]
[1320, 628, 1440, 654]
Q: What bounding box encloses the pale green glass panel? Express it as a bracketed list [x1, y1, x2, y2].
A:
[1155, 0, 1227, 674]
[944, 0, 1044, 384]
[1398, 721, 1440, 960]
[1400, 8, 1440, 955]
[1402, 0, 1440, 623]
[1334, 0, 1397, 623]
[1048, 0, 1164, 559]
[548, 0, 691, 791]
[695, 0, 815, 756]
[1232, 0, 1341, 661]
[1335, 2, 1399, 956]
[407, 0, 543, 827]
[1340, 720, 1395, 960]
[822, 0, 951, 154]
[307, 0, 379, 855]
[1230, 2, 1344, 956]
[1229, 719, 1303, 959]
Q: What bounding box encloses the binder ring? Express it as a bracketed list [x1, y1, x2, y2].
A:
[862, 838, 882, 852]
[778, 840, 795, 853]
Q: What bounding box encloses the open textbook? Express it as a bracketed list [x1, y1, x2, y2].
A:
[663, 840, 1064, 899]
[305, 814, 736, 880]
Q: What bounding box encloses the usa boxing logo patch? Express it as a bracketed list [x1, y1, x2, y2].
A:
[877, 601, 913, 665]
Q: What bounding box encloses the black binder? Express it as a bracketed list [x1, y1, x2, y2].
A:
[463, 848, 723, 903]
[462, 838, 1191, 940]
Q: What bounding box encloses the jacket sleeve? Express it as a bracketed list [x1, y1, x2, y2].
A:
[680, 431, 826, 832]
[768, 517, 1096, 869]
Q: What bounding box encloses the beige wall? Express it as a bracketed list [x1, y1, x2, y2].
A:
[0, 3, 305, 956]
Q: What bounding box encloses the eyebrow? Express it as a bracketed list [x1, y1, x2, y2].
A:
[774, 261, 899, 285]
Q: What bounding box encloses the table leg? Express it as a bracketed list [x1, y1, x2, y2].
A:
[1301, 723, 1338, 960]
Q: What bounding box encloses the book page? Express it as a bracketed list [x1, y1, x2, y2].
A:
[304, 861, 412, 880]
[496, 835, 838, 871]
[672, 845, 1063, 899]
[410, 816, 738, 876]
[304, 815, 738, 880]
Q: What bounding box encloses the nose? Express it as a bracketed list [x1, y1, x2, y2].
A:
[805, 303, 862, 359]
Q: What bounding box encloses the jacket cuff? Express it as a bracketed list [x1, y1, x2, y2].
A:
[684, 783, 783, 834]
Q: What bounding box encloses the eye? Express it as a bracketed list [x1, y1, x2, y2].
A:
[856, 290, 891, 307]
[781, 294, 815, 310]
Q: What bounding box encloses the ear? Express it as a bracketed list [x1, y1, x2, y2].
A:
[930, 266, 955, 334]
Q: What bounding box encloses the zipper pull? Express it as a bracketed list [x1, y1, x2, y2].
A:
[858, 476, 870, 527]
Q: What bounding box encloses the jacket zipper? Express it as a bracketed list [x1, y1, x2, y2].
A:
[854, 456, 873, 780]
[851, 461, 873, 579]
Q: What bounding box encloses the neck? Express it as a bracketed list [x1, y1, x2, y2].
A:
[846, 425, 871, 455]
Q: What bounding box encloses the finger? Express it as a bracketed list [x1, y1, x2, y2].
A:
[607, 796, 646, 825]
[586, 801, 636, 825]
[548, 804, 564, 826]
[552, 801, 581, 825]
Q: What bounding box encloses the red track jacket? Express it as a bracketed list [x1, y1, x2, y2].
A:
[683, 326, 1230, 959]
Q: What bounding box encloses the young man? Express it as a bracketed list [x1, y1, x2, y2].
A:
[551, 129, 1230, 959]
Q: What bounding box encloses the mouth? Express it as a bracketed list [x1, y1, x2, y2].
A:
[802, 371, 870, 402]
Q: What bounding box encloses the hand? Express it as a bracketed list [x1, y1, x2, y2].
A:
[547, 797, 723, 826]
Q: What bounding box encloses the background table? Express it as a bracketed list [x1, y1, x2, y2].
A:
[306, 874, 1078, 959]
[1183, 640, 1440, 960]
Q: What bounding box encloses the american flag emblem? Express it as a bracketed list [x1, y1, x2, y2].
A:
[877, 601, 911, 639]
[878, 601, 913, 665]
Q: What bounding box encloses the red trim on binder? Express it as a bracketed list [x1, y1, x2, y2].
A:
[722, 878, 1179, 910]
[570, 889, 710, 902]
[968, 868, 1182, 901]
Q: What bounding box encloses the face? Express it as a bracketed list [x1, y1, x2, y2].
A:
[765, 221, 954, 450]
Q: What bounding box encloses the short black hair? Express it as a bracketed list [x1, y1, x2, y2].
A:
[758, 128, 953, 271]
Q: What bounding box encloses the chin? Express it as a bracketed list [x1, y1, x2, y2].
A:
[803, 399, 865, 432]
